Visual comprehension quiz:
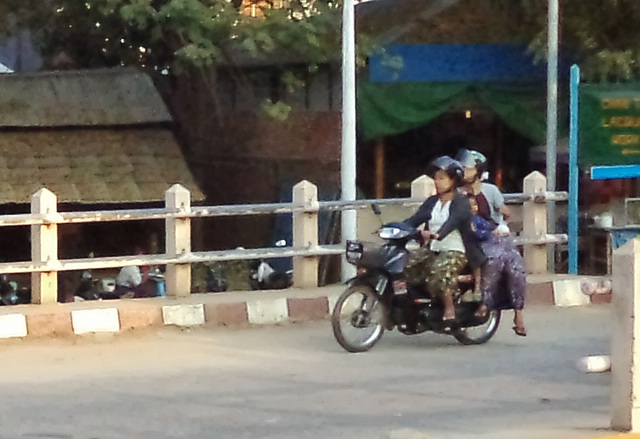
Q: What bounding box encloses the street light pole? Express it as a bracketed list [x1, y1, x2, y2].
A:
[546, 0, 559, 272]
[341, 0, 357, 280]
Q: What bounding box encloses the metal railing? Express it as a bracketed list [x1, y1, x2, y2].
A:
[6, 172, 566, 304]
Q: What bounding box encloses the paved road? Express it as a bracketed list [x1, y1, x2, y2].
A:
[0, 305, 613, 439]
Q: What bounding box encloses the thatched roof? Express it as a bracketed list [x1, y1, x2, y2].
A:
[0, 68, 171, 128]
[0, 127, 205, 204]
[0, 68, 204, 204]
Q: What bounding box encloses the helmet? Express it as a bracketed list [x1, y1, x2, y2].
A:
[426, 156, 464, 184]
[456, 149, 488, 176]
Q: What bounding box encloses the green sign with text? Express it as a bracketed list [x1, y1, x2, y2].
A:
[580, 83, 640, 166]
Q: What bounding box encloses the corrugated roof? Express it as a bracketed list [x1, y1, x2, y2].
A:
[0, 68, 171, 128]
[0, 127, 205, 204]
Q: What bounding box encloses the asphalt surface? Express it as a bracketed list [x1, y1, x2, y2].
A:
[0, 305, 613, 439]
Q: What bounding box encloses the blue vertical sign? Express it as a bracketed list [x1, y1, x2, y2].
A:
[568, 65, 580, 274]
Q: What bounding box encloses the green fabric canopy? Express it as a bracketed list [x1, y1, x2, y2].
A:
[357, 82, 555, 143]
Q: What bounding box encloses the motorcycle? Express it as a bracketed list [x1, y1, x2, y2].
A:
[206, 262, 228, 293]
[331, 221, 501, 352]
[0, 275, 30, 305]
[74, 269, 117, 301]
[250, 260, 292, 291]
[74, 266, 165, 301]
[249, 240, 293, 291]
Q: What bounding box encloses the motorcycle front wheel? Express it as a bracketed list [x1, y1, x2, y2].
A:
[453, 309, 501, 345]
[332, 285, 385, 353]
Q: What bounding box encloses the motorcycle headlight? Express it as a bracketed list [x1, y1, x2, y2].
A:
[379, 227, 401, 239]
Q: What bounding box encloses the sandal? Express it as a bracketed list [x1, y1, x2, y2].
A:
[512, 326, 527, 337]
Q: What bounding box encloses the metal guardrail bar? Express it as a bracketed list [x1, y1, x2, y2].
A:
[61, 208, 169, 223]
[0, 245, 345, 274]
[0, 213, 56, 227]
[61, 204, 297, 223]
[190, 203, 297, 217]
[512, 234, 568, 246]
[317, 198, 422, 211]
[0, 233, 568, 275]
[504, 191, 568, 204]
[0, 192, 569, 227]
[187, 245, 344, 263]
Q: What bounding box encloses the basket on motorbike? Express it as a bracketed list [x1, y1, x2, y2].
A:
[346, 240, 393, 270]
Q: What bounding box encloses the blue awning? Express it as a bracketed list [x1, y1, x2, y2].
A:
[370, 44, 551, 83]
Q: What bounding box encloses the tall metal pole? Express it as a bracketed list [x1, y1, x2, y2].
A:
[546, 0, 559, 272]
[568, 64, 580, 274]
[341, 0, 357, 280]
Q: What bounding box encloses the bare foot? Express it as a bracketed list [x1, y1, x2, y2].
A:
[443, 308, 456, 322]
[442, 294, 456, 322]
[474, 304, 488, 319]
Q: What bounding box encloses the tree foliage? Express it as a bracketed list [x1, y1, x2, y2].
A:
[497, 0, 640, 82]
[0, 0, 359, 74]
[5, 0, 640, 84]
[0, 0, 385, 120]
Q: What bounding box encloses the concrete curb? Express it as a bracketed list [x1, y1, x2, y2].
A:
[0, 276, 611, 340]
[0, 286, 345, 339]
[587, 434, 640, 438]
[526, 274, 612, 307]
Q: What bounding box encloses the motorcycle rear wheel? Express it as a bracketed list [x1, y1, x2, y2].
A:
[453, 309, 501, 345]
[332, 285, 385, 353]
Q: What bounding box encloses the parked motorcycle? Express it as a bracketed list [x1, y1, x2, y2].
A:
[74, 269, 116, 301]
[332, 222, 501, 352]
[249, 240, 292, 290]
[0, 275, 30, 305]
[206, 262, 228, 293]
[75, 267, 165, 300]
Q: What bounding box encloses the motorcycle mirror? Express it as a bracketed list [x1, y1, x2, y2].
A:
[371, 204, 382, 216]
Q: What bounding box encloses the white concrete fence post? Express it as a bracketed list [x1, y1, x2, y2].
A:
[523, 171, 548, 274]
[31, 188, 59, 304]
[165, 184, 192, 297]
[611, 238, 640, 431]
[292, 180, 319, 288]
[411, 175, 436, 200]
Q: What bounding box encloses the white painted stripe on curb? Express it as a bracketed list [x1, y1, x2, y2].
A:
[0, 314, 27, 338]
[162, 304, 205, 327]
[72, 308, 120, 334]
[553, 279, 590, 307]
[246, 298, 288, 325]
[328, 294, 342, 314]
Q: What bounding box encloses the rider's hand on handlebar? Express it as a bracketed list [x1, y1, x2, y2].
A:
[421, 230, 438, 241]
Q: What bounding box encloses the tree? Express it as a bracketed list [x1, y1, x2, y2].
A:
[0, 0, 377, 118]
[497, 0, 640, 82]
[0, 0, 352, 70]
